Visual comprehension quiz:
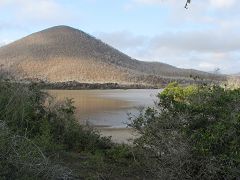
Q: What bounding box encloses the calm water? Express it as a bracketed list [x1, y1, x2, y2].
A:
[47, 89, 161, 128]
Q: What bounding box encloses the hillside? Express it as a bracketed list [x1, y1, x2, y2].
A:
[0, 26, 224, 86]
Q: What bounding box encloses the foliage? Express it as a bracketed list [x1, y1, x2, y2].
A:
[0, 120, 73, 180]
[130, 82, 240, 179]
[0, 76, 149, 179]
[2, 72, 239, 179]
[0, 78, 113, 179]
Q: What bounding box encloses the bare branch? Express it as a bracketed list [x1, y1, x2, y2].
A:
[185, 0, 191, 9]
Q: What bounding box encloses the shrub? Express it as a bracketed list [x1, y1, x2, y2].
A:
[0, 120, 73, 179]
[130, 82, 240, 179]
[0, 78, 113, 179]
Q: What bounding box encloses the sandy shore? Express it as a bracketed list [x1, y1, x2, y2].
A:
[97, 127, 139, 144]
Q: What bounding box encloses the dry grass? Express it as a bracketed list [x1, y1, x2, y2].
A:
[226, 76, 240, 89]
[0, 25, 225, 85]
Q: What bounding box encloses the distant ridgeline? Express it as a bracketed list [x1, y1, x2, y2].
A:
[0, 25, 225, 87]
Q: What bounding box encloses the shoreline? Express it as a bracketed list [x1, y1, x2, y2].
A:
[39, 81, 161, 90]
[3, 78, 226, 90]
[96, 127, 139, 144]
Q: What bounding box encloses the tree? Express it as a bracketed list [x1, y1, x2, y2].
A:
[185, 0, 191, 9]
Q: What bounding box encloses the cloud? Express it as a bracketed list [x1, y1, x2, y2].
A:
[0, 39, 12, 47]
[0, 42, 5, 47]
[132, 0, 164, 5]
[0, 0, 73, 24]
[132, 0, 236, 8]
[97, 29, 240, 74]
[96, 31, 147, 50]
[116, 0, 240, 74]
[130, 0, 189, 6]
[18, 0, 64, 21]
[210, 0, 236, 8]
[150, 30, 240, 53]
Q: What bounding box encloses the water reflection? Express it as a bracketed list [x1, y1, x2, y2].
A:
[48, 89, 161, 128]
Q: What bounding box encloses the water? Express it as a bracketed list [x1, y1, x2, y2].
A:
[47, 89, 161, 128]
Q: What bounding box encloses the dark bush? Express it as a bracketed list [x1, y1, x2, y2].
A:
[130, 82, 240, 179]
[0, 78, 113, 179]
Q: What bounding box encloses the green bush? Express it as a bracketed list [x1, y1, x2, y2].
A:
[130, 82, 240, 179]
[3, 75, 239, 179]
[0, 78, 113, 179]
[0, 120, 73, 179]
[0, 79, 112, 151]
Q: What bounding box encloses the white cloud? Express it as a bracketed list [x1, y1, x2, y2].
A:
[133, 0, 162, 4]
[18, 0, 63, 21]
[210, 0, 236, 8]
[97, 29, 240, 74]
[131, 0, 188, 6]
[116, 0, 240, 74]
[132, 0, 236, 7]
[0, 39, 12, 47]
[0, 0, 73, 23]
[96, 31, 147, 50]
[0, 0, 8, 7]
[151, 30, 240, 53]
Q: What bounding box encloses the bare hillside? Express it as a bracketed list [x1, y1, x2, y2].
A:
[0, 25, 224, 85]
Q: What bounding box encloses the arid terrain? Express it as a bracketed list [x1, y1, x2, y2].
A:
[0, 26, 224, 86]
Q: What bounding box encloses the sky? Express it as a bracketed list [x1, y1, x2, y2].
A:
[0, 0, 240, 74]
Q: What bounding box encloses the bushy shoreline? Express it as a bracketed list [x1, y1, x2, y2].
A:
[0, 78, 149, 179]
[1, 77, 240, 179]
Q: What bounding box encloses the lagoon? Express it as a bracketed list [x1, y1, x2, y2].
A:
[47, 89, 162, 142]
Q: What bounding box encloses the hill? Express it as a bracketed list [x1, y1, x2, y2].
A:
[0, 26, 224, 86]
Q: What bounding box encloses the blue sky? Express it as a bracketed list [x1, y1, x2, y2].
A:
[0, 0, 240, 74]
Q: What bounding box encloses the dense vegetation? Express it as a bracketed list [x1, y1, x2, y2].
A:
[0, 75, 240, 179]
[129, 82, 240, 179]
[0, 78, 116, 179]
[0, 76, 146, 179]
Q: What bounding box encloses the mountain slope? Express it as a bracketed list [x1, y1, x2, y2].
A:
[0, 26, 223, 85]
